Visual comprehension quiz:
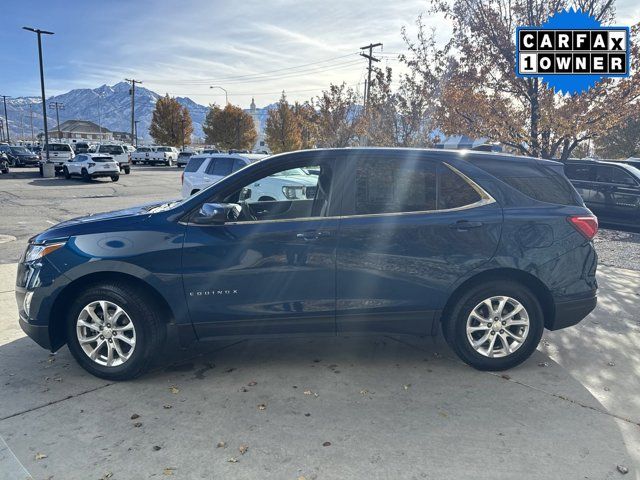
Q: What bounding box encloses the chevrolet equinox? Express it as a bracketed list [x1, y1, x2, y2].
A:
[16, 148, 598, 380]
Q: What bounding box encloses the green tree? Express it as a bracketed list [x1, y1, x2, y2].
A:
[315, 83, 364, 148]
[265, 92, 302, 154]
[203, 104, 257, 150]
[149, 95, 193, 147]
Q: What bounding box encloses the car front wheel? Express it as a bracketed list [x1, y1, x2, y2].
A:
[443, 280, 544, 371]
[65, 282, 166, 380]
[111, 175, 119, 182]
[63, 166, 71, 179]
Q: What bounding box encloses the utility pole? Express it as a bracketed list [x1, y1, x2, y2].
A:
[125, 78, 142, 145]
[23, 26, 54, 162]
[1, 95, 10, 144]
[359, 42, 383, 113]
[134, 120, 140, 147]
[49, 101, 64, 139]
[0, 119, 4, 142]
[29, 104, 35, 142]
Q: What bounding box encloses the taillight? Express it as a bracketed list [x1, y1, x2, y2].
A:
[568, 215, 598, 240]
[181, 171, 184, 184]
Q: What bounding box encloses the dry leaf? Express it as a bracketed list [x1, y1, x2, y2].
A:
[322, 441, 331, 447]
[163, 467, 176, 475]
[169, 386, 179, 394]
[133, 422, 142, 428]
[403, 384, 411, 390]
[163, 404, 172, 409]
[130, 413, 140, 420]
[239, 444, 249, 455]
[247, 381, 257, 386]
[439, 411, 448, 418]
[217, 441, 227, 448]
[227, 457, 238, 463]
[360, 389, 369, 395]
[257, 403, 266, 411]
[35, 452, 48, 460]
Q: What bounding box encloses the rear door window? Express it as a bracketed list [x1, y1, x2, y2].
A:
[565, 164, 595, 181]
[208, 157, 234, 176]
[437, 164, 482, 209]
[185, 157, 206, 172]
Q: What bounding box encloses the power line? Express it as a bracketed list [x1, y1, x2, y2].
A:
[149, 59, 363, 87]
[144, 52, 359, 86]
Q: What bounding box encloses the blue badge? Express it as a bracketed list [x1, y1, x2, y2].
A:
[515, 8, 630, 95]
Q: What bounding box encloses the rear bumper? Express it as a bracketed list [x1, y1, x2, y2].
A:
[547, 291, 597, 330]
[91, 171, 119, 178]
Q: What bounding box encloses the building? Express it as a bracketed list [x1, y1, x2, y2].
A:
[112, 131, 134, 143]
[248, 98, 271, 154]
[55, 120, 112, 141]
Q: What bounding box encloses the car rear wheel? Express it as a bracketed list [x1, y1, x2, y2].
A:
[111, 175, 119, 182]
[65, 282, 166, 380]
[81, 168, 90, 182]
[63, 166, 71, 179]
[123, 167, 130, 174]
[443, 280, 544, 371]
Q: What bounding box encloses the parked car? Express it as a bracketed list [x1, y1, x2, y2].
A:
[621, 158, 640, 170]
[0, 152, 9, 174]
[62, 153, 120, 182]
[130, 146, 155, 165]
[0, 145, 38, 167]
[564, 159, 640, 228]
[16, 148, 598, 380]
[177, 151, 196, 168]
[181, 153, 266, 198]
[202, 148, 221, 154]
[72, 142, 91, 154]
[93, 144, 131, 174]
[40, 143, 75, 173]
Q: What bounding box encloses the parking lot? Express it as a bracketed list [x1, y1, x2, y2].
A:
[1, 167, 640, 479]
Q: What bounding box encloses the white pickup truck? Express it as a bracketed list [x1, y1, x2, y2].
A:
[92, 144, 131, 174]
[40, 143, 75, 174]
[131, 146, 179, 166]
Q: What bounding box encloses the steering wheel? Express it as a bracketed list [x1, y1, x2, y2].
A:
[239, 200, 258, 221]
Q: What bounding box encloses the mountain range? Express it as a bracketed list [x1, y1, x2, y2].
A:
[2, 82, 274, 142]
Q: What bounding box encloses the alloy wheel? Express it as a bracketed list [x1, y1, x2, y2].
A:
[465, 296, 530, 358]
[76, 300, 136, 367]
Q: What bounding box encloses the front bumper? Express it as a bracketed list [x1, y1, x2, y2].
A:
[18, 315, 52, 350]
[547, 290, 597, 330]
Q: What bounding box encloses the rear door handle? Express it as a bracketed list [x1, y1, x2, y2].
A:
[449, 220, 483, 230]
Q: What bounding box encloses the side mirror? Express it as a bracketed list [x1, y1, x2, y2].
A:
[193, 203, 241, 225]
[239, 187, 252, 201]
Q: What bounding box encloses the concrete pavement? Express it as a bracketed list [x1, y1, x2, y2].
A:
[0, 262, 639, 479]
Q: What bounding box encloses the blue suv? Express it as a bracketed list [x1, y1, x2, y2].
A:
[16, 148, 598, 380]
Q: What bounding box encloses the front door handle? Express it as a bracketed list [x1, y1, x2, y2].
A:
[449, 220, 483, 230]
[296, 230, 331, 241]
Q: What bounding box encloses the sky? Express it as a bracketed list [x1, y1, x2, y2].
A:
[1, 0, 639, 108]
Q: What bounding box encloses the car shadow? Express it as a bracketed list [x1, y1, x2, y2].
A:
[0, 331, 634, 479]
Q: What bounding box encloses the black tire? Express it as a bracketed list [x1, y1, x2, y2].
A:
[111, 175, 120, 182]
[81, 168, 90, 182]
[63, 166, 71, 179]
[123, 167, 130, 174]
[65, 282, 166, 380]
[39, 165, 43, 176]
[442, 280, 544, 371]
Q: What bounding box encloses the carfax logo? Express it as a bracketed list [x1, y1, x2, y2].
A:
[516, 8, 630, 95]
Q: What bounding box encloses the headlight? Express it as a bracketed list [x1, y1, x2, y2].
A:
[282, 186, 304, 199]
[23, 241, 66, 263]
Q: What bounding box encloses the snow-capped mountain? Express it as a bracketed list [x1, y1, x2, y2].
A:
[2, 82, 274, 142]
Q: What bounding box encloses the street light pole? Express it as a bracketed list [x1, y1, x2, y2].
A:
[209, 86, 228, 105]
[23, 26, 54, 162]
[1, 96, 10, 143]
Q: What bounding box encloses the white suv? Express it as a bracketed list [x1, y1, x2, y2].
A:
[62, 153, 120, 182]
[181, 154, 265, 198]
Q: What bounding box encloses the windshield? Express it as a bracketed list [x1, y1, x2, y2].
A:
[10, 147, 31, 154]
[99, 146, 125, 154]
[137, 147, 152, 152]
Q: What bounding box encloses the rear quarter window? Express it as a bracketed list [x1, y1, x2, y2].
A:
[474, 159, 581, 206]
